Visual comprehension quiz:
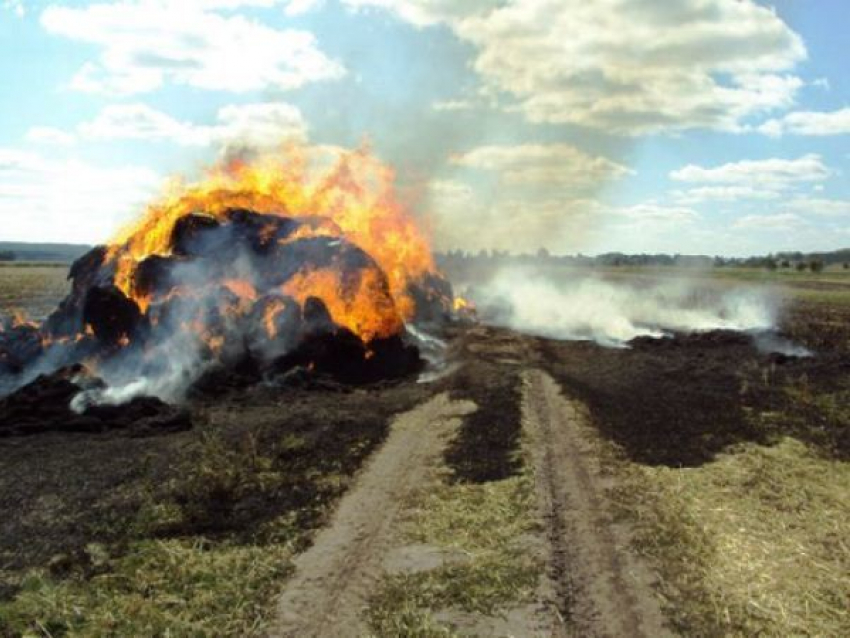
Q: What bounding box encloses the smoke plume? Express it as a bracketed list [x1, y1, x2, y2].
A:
[468, 268, 780, 347]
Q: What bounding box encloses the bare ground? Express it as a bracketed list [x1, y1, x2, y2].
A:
[271, 393, 477, 638]
[522, 368, 672, 638]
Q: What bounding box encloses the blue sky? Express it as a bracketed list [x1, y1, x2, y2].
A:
[0, 0, 848, 255]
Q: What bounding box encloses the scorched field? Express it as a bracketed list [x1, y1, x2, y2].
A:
[1, 264, 848, 637]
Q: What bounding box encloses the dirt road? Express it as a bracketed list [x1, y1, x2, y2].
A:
[271, 392, 476, 638]
[272, 329, 673, 637]
[523, 367, 672, 638]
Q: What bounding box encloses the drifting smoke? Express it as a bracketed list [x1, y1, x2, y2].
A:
[469, 268, 781, 347]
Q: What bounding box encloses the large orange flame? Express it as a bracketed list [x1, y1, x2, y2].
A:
[105, 145, 438, 343]
[282, 268, 402, 341]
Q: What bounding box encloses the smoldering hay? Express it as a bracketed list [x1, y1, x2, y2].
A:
[0, 146, 457, 411]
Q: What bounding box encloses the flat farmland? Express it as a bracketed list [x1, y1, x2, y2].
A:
[0, 265, 70, 320]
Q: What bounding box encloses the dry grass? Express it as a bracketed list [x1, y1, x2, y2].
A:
[0, 536, 295, 637]
[365, 462, 540, 635]
[612, 438, 850, 636]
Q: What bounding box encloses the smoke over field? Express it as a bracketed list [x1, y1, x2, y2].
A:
[466, 267, 780, 346]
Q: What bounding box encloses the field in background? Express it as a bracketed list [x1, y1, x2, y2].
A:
[0, 265, 70, 321]
[604, 265, 850, 305]
[4, 262, 850, 318]
[3, 263, 849, 357]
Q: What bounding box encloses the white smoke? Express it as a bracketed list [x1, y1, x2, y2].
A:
[470, 268, 778, 347]
[71, 335, 207, 412]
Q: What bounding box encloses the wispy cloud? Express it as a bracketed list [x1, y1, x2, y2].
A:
[25, 126, 76, 146]
[0, 148, 160, 243]
[758, 108, 850, 137]
[733, 213, 805, 231]
[451, 143, 632, 188]
[76, 102, 307, 147]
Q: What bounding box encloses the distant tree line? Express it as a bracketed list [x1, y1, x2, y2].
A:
[762, 256, 827, 273]
[0, 242, 90, 263]
[437, 247, 850, 273]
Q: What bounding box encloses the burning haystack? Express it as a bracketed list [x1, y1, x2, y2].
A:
[0, 147, 455, 428]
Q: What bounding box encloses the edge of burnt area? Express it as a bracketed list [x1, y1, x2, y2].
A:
[534, 318, 850, 468]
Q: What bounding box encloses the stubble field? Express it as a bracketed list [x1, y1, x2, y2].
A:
[0, 265, 69, 321]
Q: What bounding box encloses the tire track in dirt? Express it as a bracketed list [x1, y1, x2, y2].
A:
[270, 392, 477, 638]
[523, 368, 673, 638]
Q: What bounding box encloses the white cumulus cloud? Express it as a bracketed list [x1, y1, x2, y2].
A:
[40, 0, 345, 95]
[343, 0, 498, 27]
[284, 0, 324, 15]
[347, 0, 806, 135]
[670, 154, 830, 189]
[671, 185, 782, 204]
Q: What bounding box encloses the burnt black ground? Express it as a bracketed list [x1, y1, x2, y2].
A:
[0, 378, 430, 602]
[443, 327, 524, 483]
[537, 333, 767, 467]
[538, 310, 850, 467]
